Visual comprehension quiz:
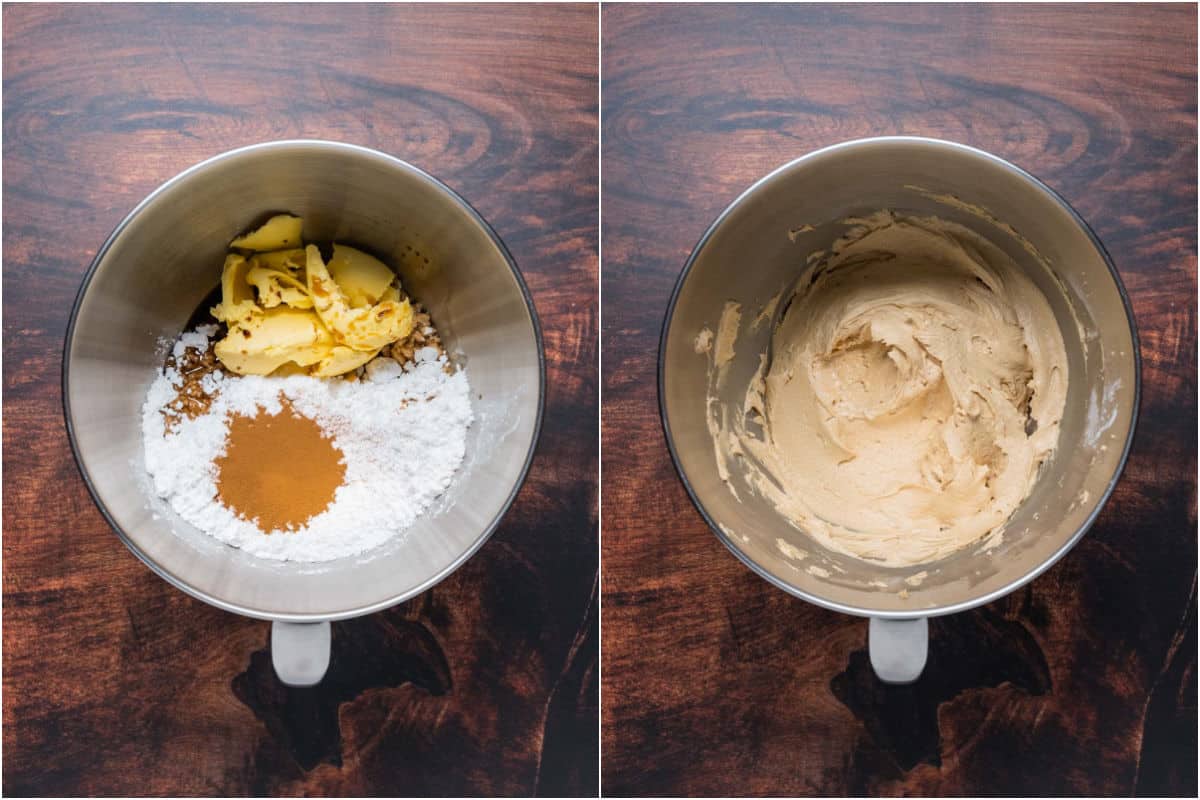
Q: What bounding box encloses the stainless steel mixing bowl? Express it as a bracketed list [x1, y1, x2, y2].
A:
[660, 137, 1139, 682]
[64, 140, 544, 685]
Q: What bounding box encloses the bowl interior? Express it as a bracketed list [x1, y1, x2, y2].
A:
[65, 141, 543, 620]
[661, 139, 1138, 617]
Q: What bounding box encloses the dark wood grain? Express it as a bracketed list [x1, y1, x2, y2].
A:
[2, 3, 597, 796]
[601, 3, 1196, 797]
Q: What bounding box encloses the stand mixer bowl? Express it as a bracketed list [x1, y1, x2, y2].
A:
[660, 137, 1138, 682]
[64, 140, 544, 685]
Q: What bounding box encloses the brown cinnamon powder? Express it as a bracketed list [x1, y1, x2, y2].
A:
[215, 402, 346, 532]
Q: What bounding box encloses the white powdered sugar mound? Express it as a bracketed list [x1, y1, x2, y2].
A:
[142, 328, 473, 562]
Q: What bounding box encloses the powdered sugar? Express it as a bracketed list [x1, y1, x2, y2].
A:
[172, 324, 220, 359]
[142, 327, 473, 562]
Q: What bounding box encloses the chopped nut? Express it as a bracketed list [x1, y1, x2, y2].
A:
[160, 337, 227, 430]
[385, 304, 444, 367]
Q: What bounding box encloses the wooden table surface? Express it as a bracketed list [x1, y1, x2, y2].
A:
[602, 3, 1196, 797]
[3, 4, 597, 796]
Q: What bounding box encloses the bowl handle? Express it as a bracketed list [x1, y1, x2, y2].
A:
[869, 617, 927, 684]
[271, 621, 331, 686]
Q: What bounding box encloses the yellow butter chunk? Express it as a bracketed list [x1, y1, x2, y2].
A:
[268, 362, 312, 378]
[214, 307, 334, 376]
[210, 215, 421, 377]
[230, 214, 303, 252]
[252, 248, 307, 276]
[246, 264, 314, 310]
[306, 245, 415, 351]
[312, 345, 381, 377]
[327, 244, 398, 308]
[210, 254, 259, 325]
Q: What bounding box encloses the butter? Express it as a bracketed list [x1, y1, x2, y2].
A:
[252, 248, 307, 275]
[327, 245, 397, 308]
[230, 214, 303, 252]
[312, 345, 381, 377]
[211, 254, 259, 325]
[306, 245, 415, 351]
[210, 216, 417, 377]
[245, 264, 313, 310]
[215, 307, 333, 376]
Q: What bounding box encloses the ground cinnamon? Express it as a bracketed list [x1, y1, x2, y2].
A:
[215, 401, 346, 532]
